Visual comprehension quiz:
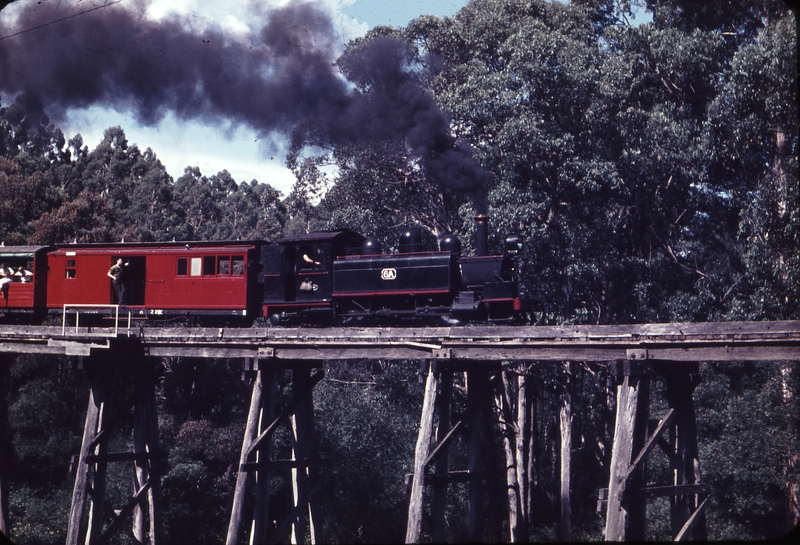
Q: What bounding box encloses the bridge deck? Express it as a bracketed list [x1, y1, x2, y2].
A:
[1, 321, 798, 361]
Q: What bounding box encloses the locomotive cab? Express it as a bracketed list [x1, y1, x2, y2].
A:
[262, 230, 365, 325]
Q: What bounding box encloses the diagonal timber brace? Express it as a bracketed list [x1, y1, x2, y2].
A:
[227, 363, 323, 545]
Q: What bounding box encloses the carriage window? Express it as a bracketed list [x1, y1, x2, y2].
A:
[232, 256, 244, 275]
[66, 259, 76, 279]
[190, 257, 202, 276]
[203, 256, 215, 275]
[218, 256, 230, 275]
[177, 258, 187, 276]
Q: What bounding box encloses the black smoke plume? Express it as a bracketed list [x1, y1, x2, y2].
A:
[0, 0, 488, 209]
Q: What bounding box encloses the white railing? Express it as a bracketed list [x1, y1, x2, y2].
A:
[62, 304, 132, 336]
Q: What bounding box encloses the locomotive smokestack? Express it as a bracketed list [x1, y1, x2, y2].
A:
[475, 214, 488, 257]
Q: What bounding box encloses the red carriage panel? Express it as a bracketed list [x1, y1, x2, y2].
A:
[0, 246, 50, 313]
[47, 242, 262, 317]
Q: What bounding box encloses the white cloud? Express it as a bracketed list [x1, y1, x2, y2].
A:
[141, 0, 366, 42]
[63, 105, 296, 192]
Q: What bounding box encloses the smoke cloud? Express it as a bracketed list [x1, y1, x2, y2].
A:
[0, 0, 488, 208]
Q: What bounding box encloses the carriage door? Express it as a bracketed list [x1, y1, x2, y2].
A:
[110, 256, 146, 306]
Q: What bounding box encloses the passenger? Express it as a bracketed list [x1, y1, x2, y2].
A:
[107, 258, 129, 306]
[302, 253, 321, 266]
[0, 275, 10, 297]
[15, 266, 33, 282]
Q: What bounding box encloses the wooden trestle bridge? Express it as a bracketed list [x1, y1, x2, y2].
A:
[1, 319, 799, 543]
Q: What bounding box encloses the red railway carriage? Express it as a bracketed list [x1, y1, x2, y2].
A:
[47, 241, 265, 319]
[0, 246, 50, 317]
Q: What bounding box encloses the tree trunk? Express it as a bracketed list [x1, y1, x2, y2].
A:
[501, 371, 522, 542]
[788, 453, 800, 532]
[405, 363, 438, 544]
[559, 363, 572, 542]
[516, 373, 530, 541]
[0, 356, 11, 540]
[781, 365, 800, 531]
[526, 381, 537, 531]
[774, 129, 787, 215]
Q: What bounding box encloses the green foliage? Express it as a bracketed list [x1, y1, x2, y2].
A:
[0, 158, 59, 245]
[7, 355, 87, 488]
[698, 362, 799, 539]
[158, 358, 250, 424]
[8, 485, 71, 545]
[30, 190, 118, 244]
[171, 167, 286, 241]
[313, 361, 422, 543]
[3, 355, 87, 544]
[153, 358, 251, 542]
[640, 362, 800, 540]
[0, 92, 71, 166]
[161, 419, 241, 543]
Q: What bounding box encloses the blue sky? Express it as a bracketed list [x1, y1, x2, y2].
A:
[343, 0, 470, 27]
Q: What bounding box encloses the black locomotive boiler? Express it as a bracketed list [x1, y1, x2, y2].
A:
[261, 215, 525, 326]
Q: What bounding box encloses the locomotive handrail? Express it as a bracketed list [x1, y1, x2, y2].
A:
[62, 304, 132, 337]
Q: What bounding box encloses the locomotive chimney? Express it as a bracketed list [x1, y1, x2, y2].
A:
[475, 214, 488, 257]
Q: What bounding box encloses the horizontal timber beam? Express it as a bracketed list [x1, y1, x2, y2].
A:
[84, 451, 167, 464]
[636, 484, 710, 499]
[0, 321, 798, 362]
[404, 470, 481, 489]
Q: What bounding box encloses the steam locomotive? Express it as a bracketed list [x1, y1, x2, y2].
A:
[0, 216, 524, 326]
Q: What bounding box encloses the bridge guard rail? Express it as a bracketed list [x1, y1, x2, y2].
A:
[62, 305, 132, 337]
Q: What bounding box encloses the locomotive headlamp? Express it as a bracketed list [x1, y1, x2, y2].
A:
[505, 233, 523, 256]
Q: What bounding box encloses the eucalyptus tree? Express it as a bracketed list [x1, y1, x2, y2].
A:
[701, 12, 798, 321]
[405, 2, 621, 539]
[401, 0, 797, 540]
[116, 147, 175, 242]
[693, 5, 799, 536]
[0, 92, 71, 167]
